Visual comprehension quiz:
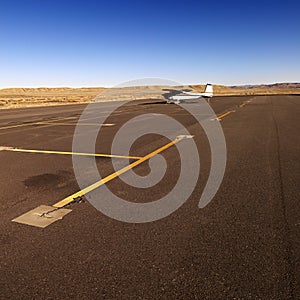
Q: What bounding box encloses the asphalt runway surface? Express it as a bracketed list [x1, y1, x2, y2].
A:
[0, 95, 299, 299]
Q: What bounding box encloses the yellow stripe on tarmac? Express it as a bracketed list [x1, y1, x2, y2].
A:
[0, 116, 77, 131]
[239, 102, 247, 108]
[38, 122, 115, 126]
[7, 148, 142, 160]
[53, 136, 185, 208]
[217, 110, 235, 120]
[39, 116, 77, 123]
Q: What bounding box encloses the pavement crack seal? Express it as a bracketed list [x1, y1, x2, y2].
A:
[35, 196, 84, 218]
[11, 135, 190, 228]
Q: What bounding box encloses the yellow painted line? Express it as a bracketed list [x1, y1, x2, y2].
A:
[53, 136, 185, 208]
[239, 100, 253, 108]
[6, 148, 142, 160]
[0, 116, 77, 131]
[38, 122, 115, 127]
[217, 110, 235, 121]
[39, 116, 77, 123]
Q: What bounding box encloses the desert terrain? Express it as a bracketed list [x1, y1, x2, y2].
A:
[0, 83, 299, 109]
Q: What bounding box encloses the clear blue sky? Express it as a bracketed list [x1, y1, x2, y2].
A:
[0, 0, 299, 87]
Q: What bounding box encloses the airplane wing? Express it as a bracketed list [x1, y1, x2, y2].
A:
[181, 91, 202, 96]
[162, 89, 185, 99]
[162, 84, 213, 103]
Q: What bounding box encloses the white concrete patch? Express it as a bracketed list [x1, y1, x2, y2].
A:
[0, 146, 13, 151]
[12, 205, 72, 228]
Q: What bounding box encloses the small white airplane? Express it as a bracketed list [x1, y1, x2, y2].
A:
[166, 84, 213, 104]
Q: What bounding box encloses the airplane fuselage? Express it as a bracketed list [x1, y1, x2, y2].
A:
[166, 84, 213, 104]
[169, 93, 212, 101]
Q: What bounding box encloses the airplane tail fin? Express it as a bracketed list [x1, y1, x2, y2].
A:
[204, 84, 213, 95]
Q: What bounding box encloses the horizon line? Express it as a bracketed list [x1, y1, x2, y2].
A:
[0, 81, 299, 90]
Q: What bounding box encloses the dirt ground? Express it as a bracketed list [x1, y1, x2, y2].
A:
[0, 84, 299, 109]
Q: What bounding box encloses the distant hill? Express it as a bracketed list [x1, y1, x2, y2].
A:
[230, 83, 300, 89]
[191, 83, 300, 96]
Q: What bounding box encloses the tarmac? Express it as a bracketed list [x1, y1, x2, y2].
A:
[0, 95, 299, 299]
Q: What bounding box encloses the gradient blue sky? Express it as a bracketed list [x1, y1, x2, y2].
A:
[0, 0, 299, 87]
